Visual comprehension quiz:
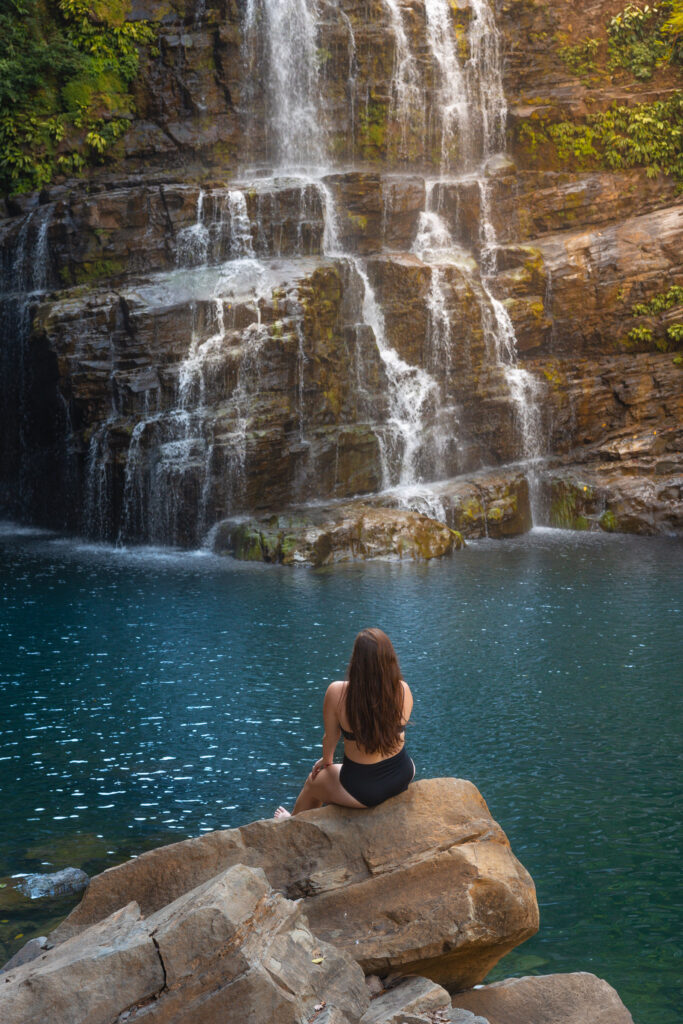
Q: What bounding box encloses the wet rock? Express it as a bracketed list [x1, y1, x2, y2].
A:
[50, 779, 539, 991]
[372, 470, 532, 540]
[213, 502, 459, 566]
[540, 462, 683, 536]
[532, 204, 683, 358]
[451, 972, 635, 1023]
[16, 868, 89, 900]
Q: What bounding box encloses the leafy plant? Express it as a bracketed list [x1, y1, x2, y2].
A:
[627, 285, 683, 351]
[632, 284, 683, 314]
[627, 325, 654, 344]
[0, 0, 158, 195]
[522, 94, 683, 184]
[607, 2, 681, 78]
[558, 38, 601, 77]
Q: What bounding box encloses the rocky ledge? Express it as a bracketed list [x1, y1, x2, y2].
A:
[0, 778, 634, 1023]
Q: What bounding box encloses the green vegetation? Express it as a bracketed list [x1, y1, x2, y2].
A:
[599, 509, 618, 532]
[631, 283, 683, 314]
[558, 38, 601, 77]
[358, 99, 388, 158]
[519, 93, 683, 185]
[627, 324, 654, 345]
[550, 483, 594, 531]
[607, 2, 682, 79]
[624, 284, 683, 351]
[662, 0, 683, 35]
[0, 0, 158, 195]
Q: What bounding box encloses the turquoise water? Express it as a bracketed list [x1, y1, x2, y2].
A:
[0, 524, 681, 1021]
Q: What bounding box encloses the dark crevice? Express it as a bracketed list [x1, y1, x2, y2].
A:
[151, 934, 168, 991]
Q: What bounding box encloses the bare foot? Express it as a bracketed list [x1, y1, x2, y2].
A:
[274, 805, 291, 819]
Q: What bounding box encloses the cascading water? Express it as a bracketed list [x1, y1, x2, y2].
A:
[159, 0, 544, 532]
[2, 0, 551, 544]
[248, 0, 326, 170]
[382, 0, 424, 160]
[0, 204, 78, 523]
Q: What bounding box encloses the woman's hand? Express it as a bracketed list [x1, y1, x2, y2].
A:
[311, 757, 332, 779]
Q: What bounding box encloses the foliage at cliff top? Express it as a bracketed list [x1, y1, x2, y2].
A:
[0, 0, 157, 197]
[607, 1, 683, 78]
[557, 1, 682, 80]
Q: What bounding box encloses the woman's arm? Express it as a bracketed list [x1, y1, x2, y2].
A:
[321, 681, 342, 764]
[401, 680, 413, 725]
[312, 681, 342, 777]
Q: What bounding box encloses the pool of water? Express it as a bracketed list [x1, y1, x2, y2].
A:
[0, 524, 681, 1022]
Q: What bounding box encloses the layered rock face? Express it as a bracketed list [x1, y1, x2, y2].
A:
[0, 0, 681, 549]
[0, 780, 635, 1024]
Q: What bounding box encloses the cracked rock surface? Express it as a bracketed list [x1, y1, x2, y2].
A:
[0, 864, 369, 1024]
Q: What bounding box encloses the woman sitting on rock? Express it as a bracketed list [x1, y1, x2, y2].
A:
[275, 627, 414, 817]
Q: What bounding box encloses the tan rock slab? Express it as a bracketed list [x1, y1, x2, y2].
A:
[0, 902, 163, 1024]
[360, 976, 450, 1023]
[1, 864, 369, 1024]
[451, 973, 635, 1024]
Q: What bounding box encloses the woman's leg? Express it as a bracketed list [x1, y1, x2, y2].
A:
[277, 764, 366, 817]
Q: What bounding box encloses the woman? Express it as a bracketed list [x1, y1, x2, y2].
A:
[275, 627, 414, 817]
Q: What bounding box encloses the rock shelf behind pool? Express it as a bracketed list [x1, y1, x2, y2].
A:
[49, 778, 539, 990]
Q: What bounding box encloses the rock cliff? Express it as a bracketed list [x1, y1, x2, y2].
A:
[0, 0, 681, 551]
[0, 779, 635, 1024]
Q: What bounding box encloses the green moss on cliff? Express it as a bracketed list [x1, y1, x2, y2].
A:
[358, 99, 388, 160]
[0, 0, 158, 196]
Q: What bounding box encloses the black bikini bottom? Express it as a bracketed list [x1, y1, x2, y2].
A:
[339, 747, 415, 808]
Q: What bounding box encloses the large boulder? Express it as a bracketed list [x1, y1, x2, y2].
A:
[451, 973, 635, 1024]
[50, 779, 539, 991]
[0, 863, 369, 1024]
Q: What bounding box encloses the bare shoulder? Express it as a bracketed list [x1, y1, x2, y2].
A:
[325, 680, 346, 701]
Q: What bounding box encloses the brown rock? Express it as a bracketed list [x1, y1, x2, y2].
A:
[360, 976, 450, 1023]
[451, 972, 635, 1024]
[51, 779, 539, 992]
[1, 865, 368, 1024]
[0, 902, 163, 1024]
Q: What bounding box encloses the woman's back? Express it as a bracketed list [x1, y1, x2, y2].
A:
[330, 678, 413, 764]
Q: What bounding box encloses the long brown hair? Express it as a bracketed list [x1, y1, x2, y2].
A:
[344, 628, 404, 755]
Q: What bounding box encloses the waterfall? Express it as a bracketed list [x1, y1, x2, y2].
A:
[423, 0, 471, 170]
[257, 0, 326, 170]
[382, 0, 424, 159]
[2, 0, 553, 544]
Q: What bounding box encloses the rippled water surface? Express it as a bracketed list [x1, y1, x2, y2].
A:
[0, 525, 681, 1022]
